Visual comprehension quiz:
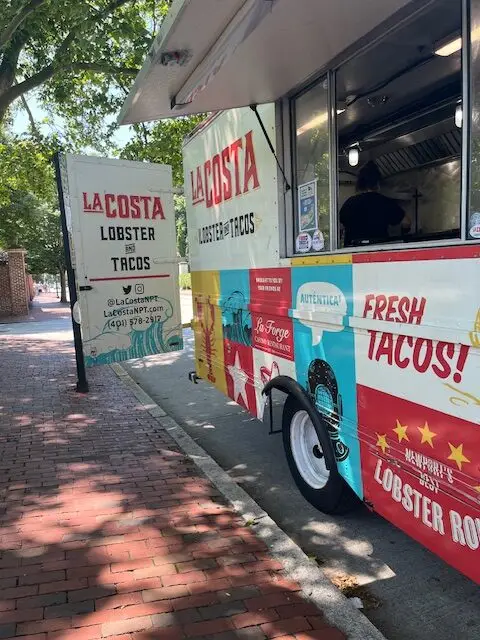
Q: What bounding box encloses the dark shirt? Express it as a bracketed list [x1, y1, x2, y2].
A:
[339, 191, 405, 247]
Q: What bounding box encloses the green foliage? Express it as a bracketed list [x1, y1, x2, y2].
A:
[0, 132, 56, 207]
[0, 0, 172, 145]
[0, 129, 64, 280]
[120, 117, 205, 259]
[174, 195, 188, 258]
[120, 116, 205, 187]
[179, 272, 191, 290]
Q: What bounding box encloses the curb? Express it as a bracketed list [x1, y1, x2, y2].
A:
[110, 362, 387, 640]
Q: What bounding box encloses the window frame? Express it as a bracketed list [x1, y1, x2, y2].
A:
[289, 73, 332, 254]
[285, 0, 473, 258]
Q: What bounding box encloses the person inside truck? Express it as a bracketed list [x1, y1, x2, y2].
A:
[339, 160, 411, 247]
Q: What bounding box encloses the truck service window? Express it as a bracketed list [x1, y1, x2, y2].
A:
[336, 0, 463, 248]
[292, 78, 330, 254]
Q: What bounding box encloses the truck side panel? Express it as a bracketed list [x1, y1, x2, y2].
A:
[183, 107, 480, 583]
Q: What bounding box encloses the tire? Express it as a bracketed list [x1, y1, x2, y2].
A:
[282, 395, 358, 514]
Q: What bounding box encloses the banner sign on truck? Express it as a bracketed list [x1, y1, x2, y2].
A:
[57, 154, 182, 366]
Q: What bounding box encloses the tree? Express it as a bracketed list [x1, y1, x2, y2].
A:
[175, 195, 187, 259]
[121, 116, 205, 258]
[0, 130, 56, 207]
[120, 116, 205, 187]
[0, 187, 67, 301]
[0, 130, 69, 301]
[27, 206, 67, 302]
[0, 0, 171, 142]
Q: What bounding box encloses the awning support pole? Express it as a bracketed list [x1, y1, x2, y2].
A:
[250, 104, 291, 191]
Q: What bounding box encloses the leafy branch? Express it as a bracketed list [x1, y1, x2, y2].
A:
[0, 0, 48, 50]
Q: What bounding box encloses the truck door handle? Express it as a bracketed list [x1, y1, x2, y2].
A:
[79, 285, 93, 291]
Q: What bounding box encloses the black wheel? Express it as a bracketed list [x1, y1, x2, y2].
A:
[282, 395, 358, 514]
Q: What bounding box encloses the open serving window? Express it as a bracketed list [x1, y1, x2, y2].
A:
[291, 0, 470, 255]
[120, 0, 480, 257]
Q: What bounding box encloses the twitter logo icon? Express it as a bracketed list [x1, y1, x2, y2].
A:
[123, 285, 132, 295]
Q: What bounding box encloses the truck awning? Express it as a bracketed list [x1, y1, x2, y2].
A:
[119, 0, 416, 125]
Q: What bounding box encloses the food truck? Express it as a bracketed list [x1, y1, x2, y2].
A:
[120, 0, 480, 583]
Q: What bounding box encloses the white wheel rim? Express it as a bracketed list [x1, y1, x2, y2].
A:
[290, 410, 329, 489]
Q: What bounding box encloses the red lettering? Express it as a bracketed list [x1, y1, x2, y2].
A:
[367, 330, 377, 359]
[82, 192, 92, 211]
[152, 196, 165, 220]
[432, 342, 454, 379]
[139, 195, 151, 219]
[130, 195, 141, 219]
[413, 338, 433, 373]
[243, 130, 259, 193]
[385, 295, 399, 322]
[397, 297, 410, 323]
[92, 192, 103, 211]
[117, 194, 129, 219]
[105, 193, 116, 218]
[363, 294, 375, 318]
[221, 147, 232, 201]
[410, 297, 426, 325]
[204, 160, 213, 208]
[373, 295, 388, 320]
[367, 328, 467, 384]
[212, 154, 222, 205]
[394, 335, 412, 368]
[375, 332, 394, 364]
[196, 167, 204, 202]
[453, 344, 470, 383]
[230, 138, 243, 196]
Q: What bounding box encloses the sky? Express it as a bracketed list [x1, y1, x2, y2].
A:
[13, 92, 133, 151]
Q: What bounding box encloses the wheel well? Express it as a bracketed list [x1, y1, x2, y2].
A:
[263, 376, 336, 472]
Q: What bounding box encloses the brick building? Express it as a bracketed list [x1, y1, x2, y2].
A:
[0, 249, 32, 319]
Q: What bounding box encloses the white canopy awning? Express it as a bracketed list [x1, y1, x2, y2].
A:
[119, 0, 417, 125]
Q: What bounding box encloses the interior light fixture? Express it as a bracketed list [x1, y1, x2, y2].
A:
[455, 102, 463, 128]
[336, 108, 346, 115]
[172, 0, 278, 109]
[435, 37, 461, 57]
[348, 146, 360, 167]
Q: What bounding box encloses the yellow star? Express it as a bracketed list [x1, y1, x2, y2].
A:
[376, 433, 389, 454]
[417, 422, 437, 448]
[447, 443, 470, 471]
[393, 420, 409, 443]
[474, 486, 480, 493]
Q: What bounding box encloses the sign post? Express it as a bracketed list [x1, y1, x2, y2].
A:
[54, 152, 89, 392]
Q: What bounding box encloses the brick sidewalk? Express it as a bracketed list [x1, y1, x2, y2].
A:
[0, 295, 70, 324]
[0, 336, 345, 640]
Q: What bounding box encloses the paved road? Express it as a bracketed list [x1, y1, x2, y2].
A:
[123, 329, 480, 640]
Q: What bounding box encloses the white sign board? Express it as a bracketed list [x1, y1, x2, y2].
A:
[183, 104, 280, 271]
[57, 154, 182, 366]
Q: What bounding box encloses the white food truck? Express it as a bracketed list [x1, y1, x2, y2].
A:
[120, 0, 480, 584]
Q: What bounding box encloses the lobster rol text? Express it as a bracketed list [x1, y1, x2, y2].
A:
[82, 192, 166, 273]
[362, 294, 470, 383]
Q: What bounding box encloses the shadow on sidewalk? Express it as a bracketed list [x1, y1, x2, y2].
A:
[0, 338, 341, 639]
[0, 294, 70, 325]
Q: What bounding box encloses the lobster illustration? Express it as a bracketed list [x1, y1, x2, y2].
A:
[196, 295, 217, 383]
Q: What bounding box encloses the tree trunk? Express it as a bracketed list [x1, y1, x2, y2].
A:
[59, 269, 67, 303]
